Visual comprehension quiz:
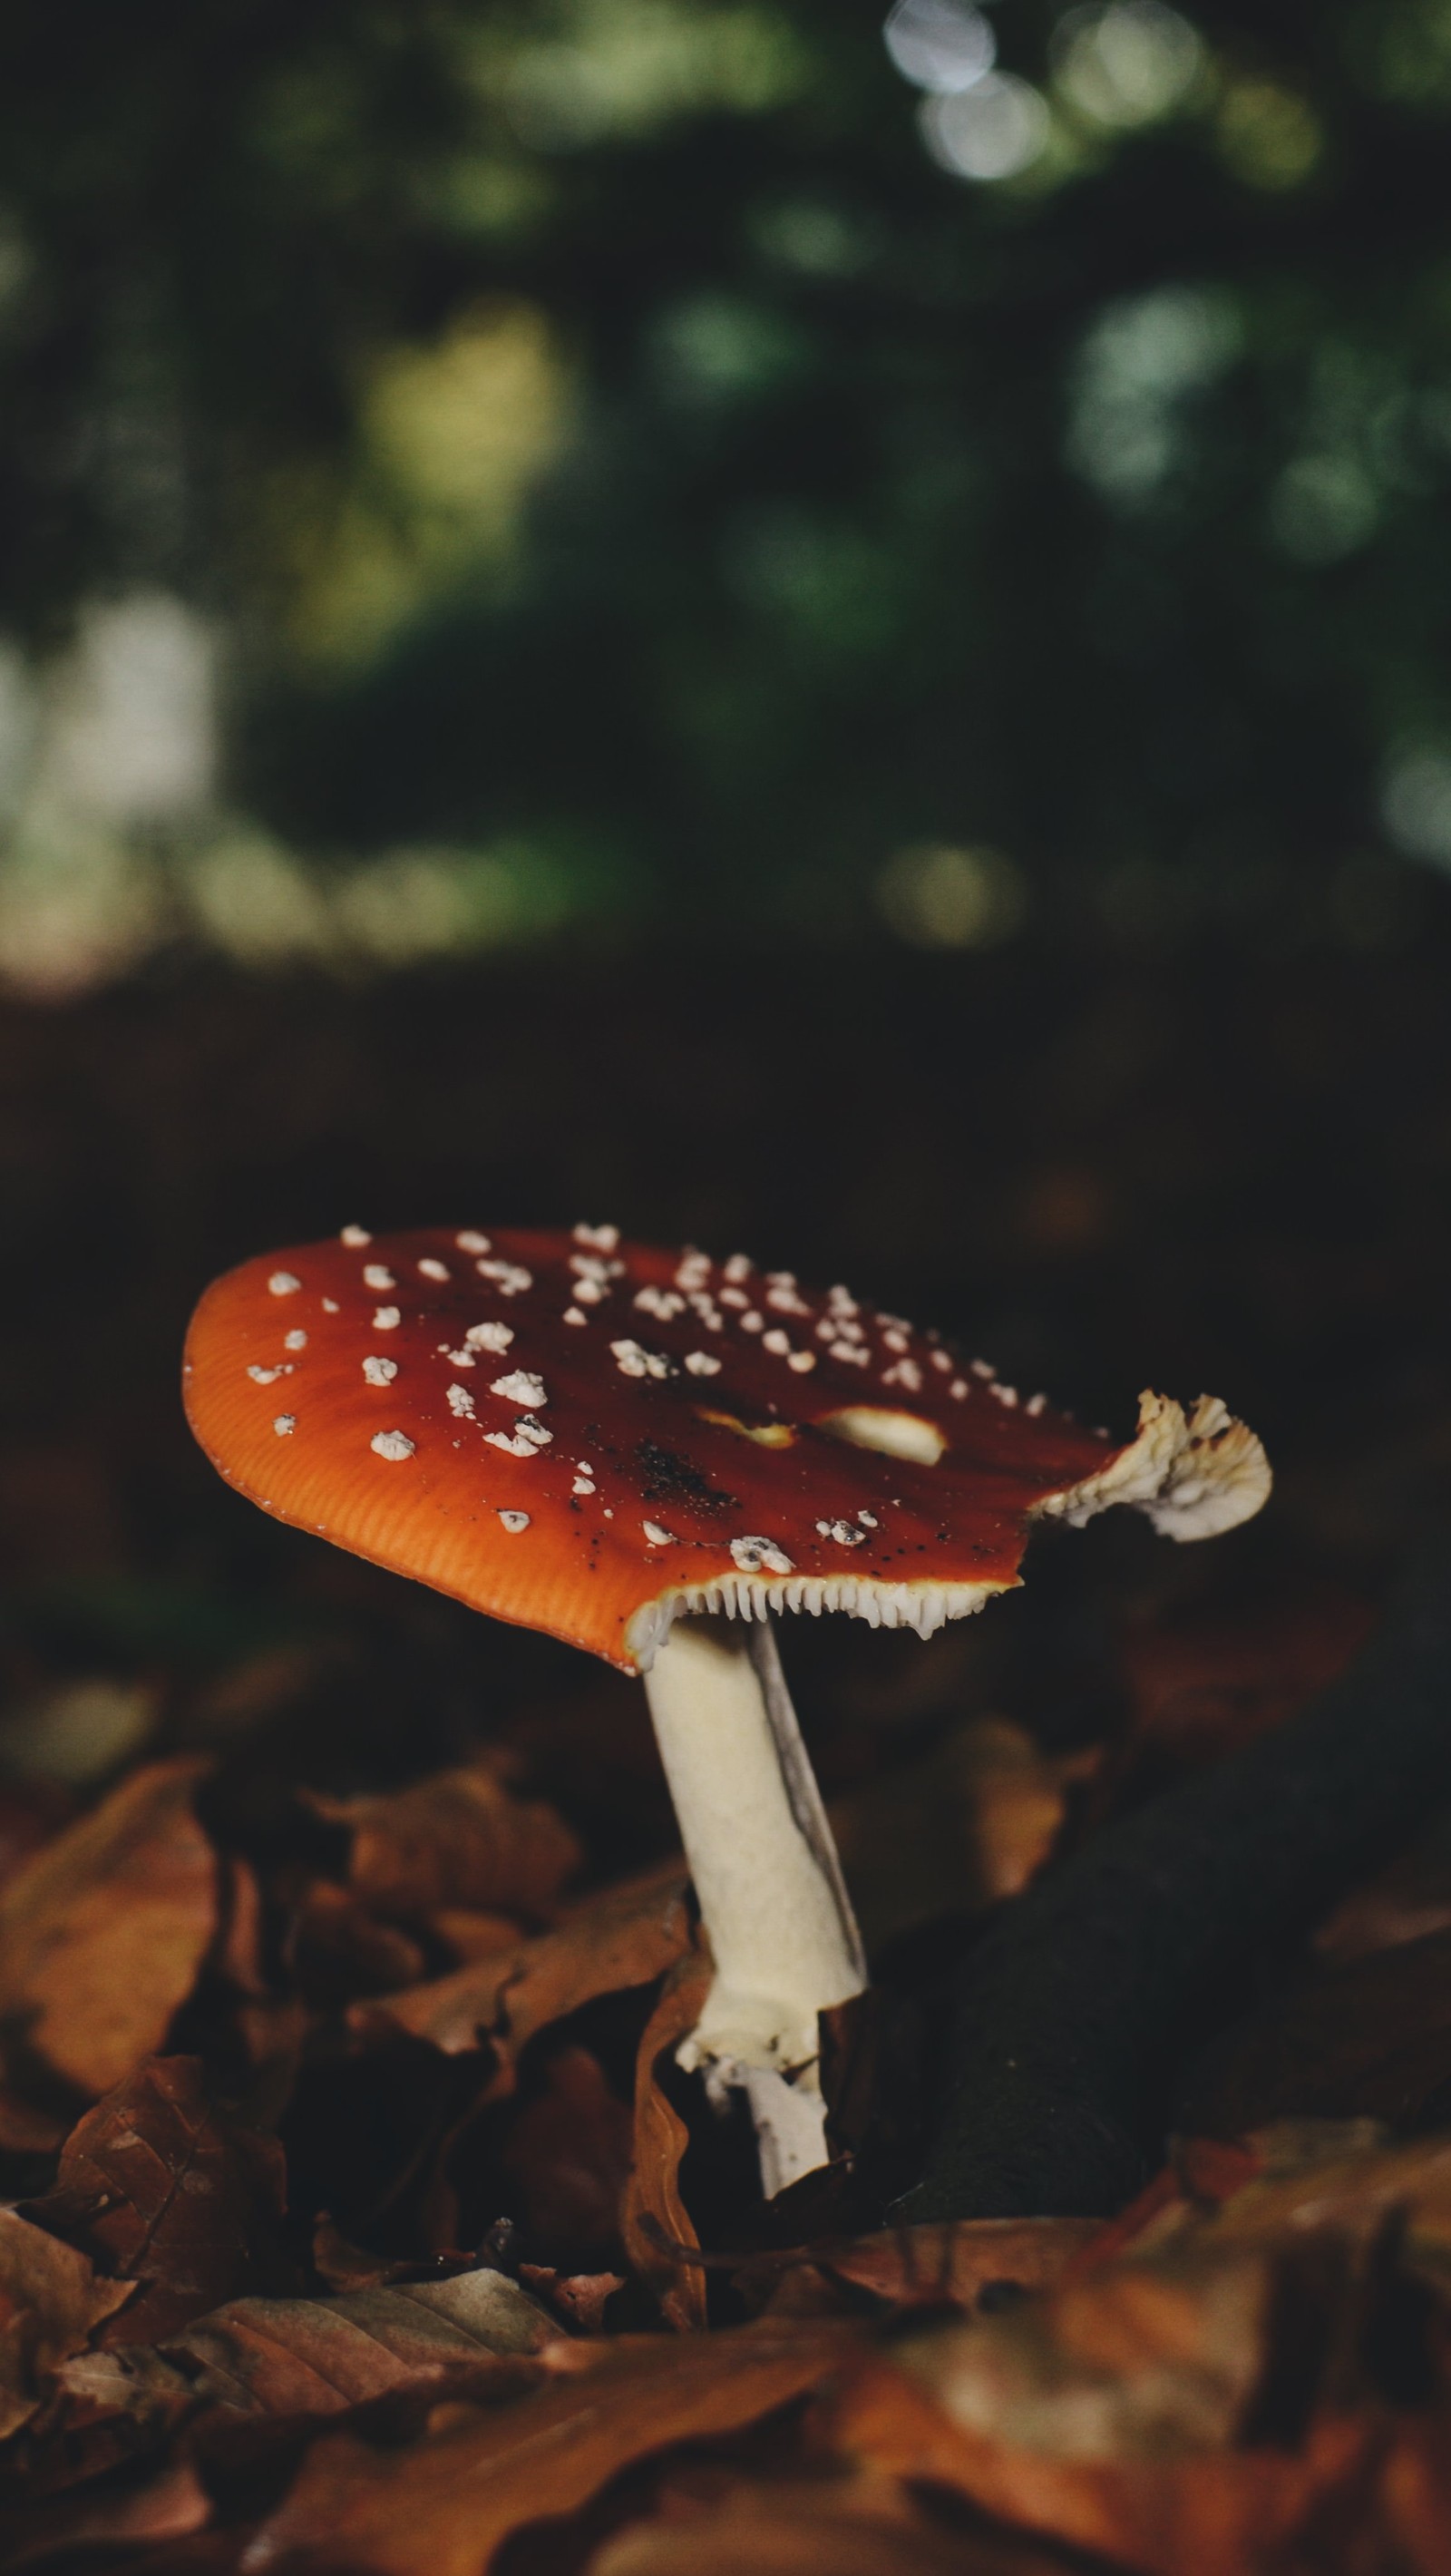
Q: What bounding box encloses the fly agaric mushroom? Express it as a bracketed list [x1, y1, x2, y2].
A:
[183, 1224, 1270, 2196]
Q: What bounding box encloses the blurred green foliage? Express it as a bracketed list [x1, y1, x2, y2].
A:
[2, 0, 1451, 971]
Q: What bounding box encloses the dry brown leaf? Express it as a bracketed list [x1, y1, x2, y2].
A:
[286, 1880, 428, 2006]
[354, 1863, 692, 2083]
[1106, 1593, 1374, 1800]
[516, 2265, 626, 2334]
[742, 2219, 1101, 2322]
[826, 2119, 1451, 2576]
[0, 2456, 210, 2571]
[499, 2044, 635, 2265]
[1201, 2123, 1451, 2271]
[173, 2269, 557, 2412]
[588, 2472, 1077, 2576]
[831, 1721, 1095, 1955]
[246, 2323, 855, 2576]
[620, 1943, 713, 2334]
[1178, 1923, 1451, 2140]
[0, 1759, 217, 2098]
[316, 1761, 581, 1923]
[0, 2206, 133, 2441]
[834, 2352, 1380, 2576]
[26, 2056, 287, 2346]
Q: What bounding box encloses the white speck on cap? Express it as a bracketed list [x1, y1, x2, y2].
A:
[363, 1264, 395, 1292]
[248, 1363, 289, 1385]
[564, 1306, 588, 1325]
[762, 1328, 791, 1356]
[719, 1287, 748, 1311]
[485, 1414, 552, 1457]
[443, 1346, 475, 1367]
[572, 1277, 605, 1304]
[1026, 1392, 1047, 1416]
[573, 1474, 597, 1496]
[636, 1285, 687, 1320]
[363, 1355, 398, 1387]
[456, 1231, 491, 1254]
[572, 1222, 619, 1251]
[476, 1258, 532, 1295]
[611, 1339, 649, 1378]
[882, 1358, 924, 1393]
[816, 1518, 866, 1547]
[491, 1370, 547, 1407]
[786, 1350, 817, 1374]
[268, 1272, 301, 1297]
[340, 1225, 372, 1248]
[285, 1329, 307, 1351]
[858, 1510, 879, 1527]
[374, 1305, 401, 1331]
[465, 1320, 514, 1353]
[643, 1521, 676, 1545]
[322, 1297, 340, 1313]
[684, 1351, 722, 1376]
[970, 1359, 995, 1380]
[273, 1413, 297, 1436]
[499, 1508, 531, 1532]
[723, 1254, 753, 1283]
[603, 1508, 614, 1518]
[993, 1385, 1020, 1408]
[447, 1381, 475, 1418]
[731, 1535, 794, 1576]
[949, 1379, 969, 1400]
[418, 1257, 450, 1282]
[830, 1341, 871, 1368]
[882, 1329, 911, 1355]
[371, 1429, 415, 1462]
[930, 1350, 953, 1372]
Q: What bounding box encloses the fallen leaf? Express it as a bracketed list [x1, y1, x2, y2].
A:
[516, 2266, 625, 2334]
[59, 2265, 560, 2429]
[589, 2472, 1078, 2576]
[828, 2118, 1450, 2576]
[0, 2456, 209, 2571]
[286, 1881, 427, 2007]
[1201, 2123, 1451, 2274]
[0, 1760, 217, 2098]
[831, 1721, 1096, 1955]
[244, 2323, 854, 2576]
[316, 1761, 581, 1923]
[834, 2351, 1380, 2576]
[25, 2056, 288, 2345]
[354, 1863, 692, 2083]
[620, 1943, 713, 2334]
[499, 2044, 635, 2267]
[1178, 1924, 1451, 2140]
[739, 2219, 1101, 2323]
[0, 2206, 133, 2440]
[1314, 1812, 1451, 1964]
[1106, 1593, 1374, 1801]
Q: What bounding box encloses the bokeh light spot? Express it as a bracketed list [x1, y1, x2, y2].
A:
[877, 843, 1027, 947]
[919, 73, 1052, 182]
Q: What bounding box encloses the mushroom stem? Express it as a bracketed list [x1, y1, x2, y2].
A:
[641, 1613, 866, 2197]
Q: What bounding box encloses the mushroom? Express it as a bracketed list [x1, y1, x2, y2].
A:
[182, 1224, 1270, 2198]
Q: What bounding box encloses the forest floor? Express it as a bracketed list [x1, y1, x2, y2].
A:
[1, 920, 1450, 2572]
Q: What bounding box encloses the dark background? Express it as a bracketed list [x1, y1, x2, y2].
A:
[1, 0, 1449, 1813]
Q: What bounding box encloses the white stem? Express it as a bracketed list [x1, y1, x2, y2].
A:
[642, 1613, 866, 2195]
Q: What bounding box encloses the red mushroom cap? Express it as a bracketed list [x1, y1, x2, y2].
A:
[182, 1226, 1270, 1673]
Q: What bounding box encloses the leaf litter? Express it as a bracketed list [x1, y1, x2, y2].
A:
[0, 1596, 1450, 2571]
